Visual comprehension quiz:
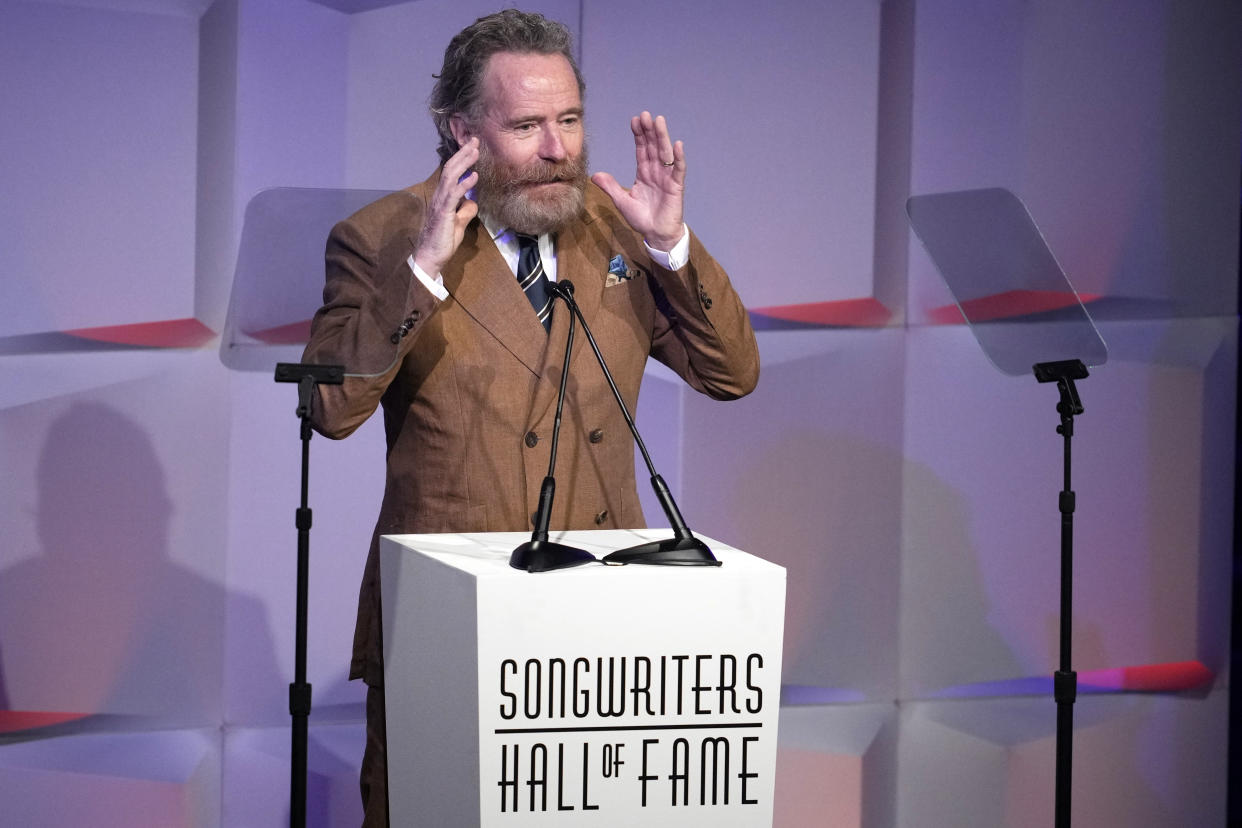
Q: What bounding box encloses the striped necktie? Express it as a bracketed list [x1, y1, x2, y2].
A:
[516, 233, 554, 332]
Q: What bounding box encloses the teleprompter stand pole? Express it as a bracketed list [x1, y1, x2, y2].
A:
[1033, 358, 1087, 828]
[274, 362, 344, 828]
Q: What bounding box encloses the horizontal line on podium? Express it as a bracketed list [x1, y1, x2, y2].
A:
[495, 722, 764, 735]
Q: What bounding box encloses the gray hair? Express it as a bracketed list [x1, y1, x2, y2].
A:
[429, 9, 585, 162]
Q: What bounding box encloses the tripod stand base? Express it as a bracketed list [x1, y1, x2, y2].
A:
[509, 540, 598, 572]
[602, 536, 721, 566]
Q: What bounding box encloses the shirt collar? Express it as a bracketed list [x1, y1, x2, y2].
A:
[480, 212, 507, 242]
[481, 213, 555, 249]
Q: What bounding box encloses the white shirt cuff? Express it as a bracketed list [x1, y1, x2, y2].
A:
[644, 225, 691, 271]
[408, 254, 448, 301]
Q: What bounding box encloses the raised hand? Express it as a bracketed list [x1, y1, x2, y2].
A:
[413, 137, 480, 275]
[591, 112, 686, 251]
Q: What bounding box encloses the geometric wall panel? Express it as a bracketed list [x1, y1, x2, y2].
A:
[583, 0, 885, 309]
[906, 0, 1240, 323]
[897, 691, 1228, 827]
[222, 723, 364, 828]
[681, 329, 906, 698]
[0, 350, 229, 727]
[901, 318, 1235, 698]
[776, 703, 897, 828]
[0, 729, 221, 828]
[2, 1, 199, 337]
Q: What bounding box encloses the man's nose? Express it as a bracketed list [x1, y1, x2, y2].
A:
[539, 127, 566, 162]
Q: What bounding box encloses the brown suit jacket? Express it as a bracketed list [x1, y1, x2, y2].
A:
[302, 169, 759, 685]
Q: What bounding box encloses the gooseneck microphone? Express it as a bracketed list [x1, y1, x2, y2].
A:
[553, 280, 719, 566]
[509, 286, 598, 572]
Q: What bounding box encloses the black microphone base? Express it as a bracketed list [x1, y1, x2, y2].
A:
[602, 536, 721, 566]
[510, 540, 598, 573]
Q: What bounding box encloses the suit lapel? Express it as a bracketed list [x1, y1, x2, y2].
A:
[440, 220, 548, 376]
[527, 209, 608, 425]
[434, 195, 611, 424]
[554, 215, 605, 350]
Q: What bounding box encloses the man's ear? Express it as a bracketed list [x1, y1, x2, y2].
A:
[449, 115, 473, 147]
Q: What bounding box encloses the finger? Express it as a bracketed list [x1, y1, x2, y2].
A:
[432, 178, 473, 219]
[449, 135, 479, 165]
[455, 197, 478, 231]
[453, 171, 478, 206]
[442, 137, 479, 183]
[590, 171, 627, 204]
[633, 111, 660, 170]
[643, 111, 664, 168]
[435, 164, 477, 214]
[630, 114, 650, 173]
[653, 115, 676, 167]
[671, 139, 687, 183]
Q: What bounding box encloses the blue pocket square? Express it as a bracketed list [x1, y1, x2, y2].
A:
[608, 255, 630, 280]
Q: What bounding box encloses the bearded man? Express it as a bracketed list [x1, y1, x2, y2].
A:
[301, 9, 759, 825]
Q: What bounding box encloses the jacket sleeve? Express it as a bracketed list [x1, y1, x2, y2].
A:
[645, 227, 760, 400]
[299, 194, 440, 440]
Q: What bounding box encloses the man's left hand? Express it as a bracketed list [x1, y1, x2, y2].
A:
[592, 111, 686, 252]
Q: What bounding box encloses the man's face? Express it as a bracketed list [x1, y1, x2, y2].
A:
[454, 51, 588, 235]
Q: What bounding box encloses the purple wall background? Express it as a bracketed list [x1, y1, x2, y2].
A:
[0, 0, 1237, 825]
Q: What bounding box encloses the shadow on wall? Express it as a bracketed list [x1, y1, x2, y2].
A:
[682, 343, 1026, 696]
[0, 400, 365, 822]
[0, 401, 256, 725]
[899, 458, 1029, 696]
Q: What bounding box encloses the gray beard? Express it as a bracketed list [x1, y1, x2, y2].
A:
[473, 144, 589, 235]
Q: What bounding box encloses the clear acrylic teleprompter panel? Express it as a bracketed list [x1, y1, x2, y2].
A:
[221, 187, 393, 372]
[906, 187, 1107, 376]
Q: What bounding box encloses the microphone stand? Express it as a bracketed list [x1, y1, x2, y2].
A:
[510, 289, 598, 572]
[554, 281, 720, 567]
[1033, 358, 1087, 828]
[273, 361, 344, 828]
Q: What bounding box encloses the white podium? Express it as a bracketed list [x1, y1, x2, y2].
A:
[380, 529, 786, 827]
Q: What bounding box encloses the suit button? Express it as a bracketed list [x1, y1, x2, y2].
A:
[392, 315, 416, 343]
[589, 428, 604, 443]
[594, 510, 608, 525]
[524, 431, 539, 448]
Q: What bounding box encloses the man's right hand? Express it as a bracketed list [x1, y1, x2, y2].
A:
[413, 137, 480, 276]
